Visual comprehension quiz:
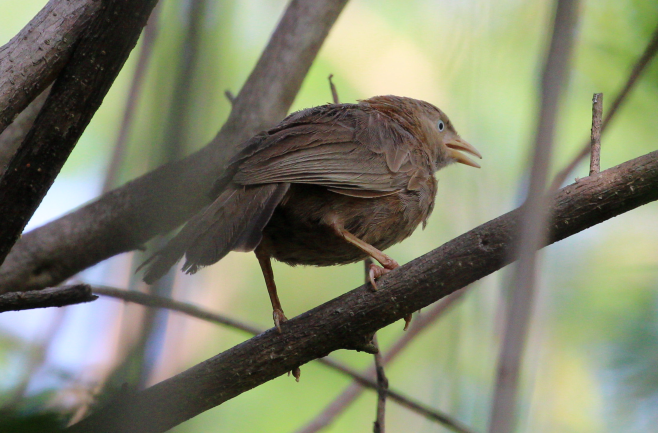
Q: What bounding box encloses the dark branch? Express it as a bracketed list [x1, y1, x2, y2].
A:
[0, 0, 102, 134]
[0, 86, 51, 177]
[372, 335, 388, 433]
[0, 0, 159, 266]
[0, 0, 349, 293]
[0, 284, 96, 313]
[66, 151, 658, 433]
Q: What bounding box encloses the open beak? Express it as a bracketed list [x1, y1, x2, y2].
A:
[446, 138, 482, 168]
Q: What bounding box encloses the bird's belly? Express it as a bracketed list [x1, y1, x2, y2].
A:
[261, 185, 429, 266]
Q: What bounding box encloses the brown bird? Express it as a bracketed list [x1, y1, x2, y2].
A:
[142, 95, 481, 332]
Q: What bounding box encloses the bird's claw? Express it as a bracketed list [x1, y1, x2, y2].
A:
[273, 308, 288, 333]
[368, 260, 399, 291]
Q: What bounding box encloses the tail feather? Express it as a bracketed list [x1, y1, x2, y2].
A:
[142, 183, 289, 284]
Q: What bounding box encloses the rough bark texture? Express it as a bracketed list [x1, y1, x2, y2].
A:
[66, 151, 658, 433]
[0, 0, 349, 292]
[0, 284, 96, 312]
[0, 0, 159, 267]
[0, 86, 51, 177]
[0, 0, 101, 134]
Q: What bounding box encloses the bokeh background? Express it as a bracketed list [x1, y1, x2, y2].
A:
[1, 0, 657, 432]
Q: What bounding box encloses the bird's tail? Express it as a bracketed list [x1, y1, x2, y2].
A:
[142, 183, 290, 284]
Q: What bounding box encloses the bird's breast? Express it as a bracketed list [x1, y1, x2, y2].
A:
[261, 183, 435, 266]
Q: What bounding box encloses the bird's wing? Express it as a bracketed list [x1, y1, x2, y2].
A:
[230, 104, 432, 196]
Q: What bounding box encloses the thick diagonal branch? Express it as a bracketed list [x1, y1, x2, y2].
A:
[0, 0, 159, 266]
[66, 151, 658, 433]
[0, 0, 349, 292]
[0, 0, 102, 134]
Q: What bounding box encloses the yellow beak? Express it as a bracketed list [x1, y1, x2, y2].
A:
[447, 138, 482, 168]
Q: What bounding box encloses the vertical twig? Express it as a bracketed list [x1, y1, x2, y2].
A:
[373, 337, 388, 433]
[102, 5, 161, 193]
[296, 289, 468, 433]
[589, 93, 602, 176]
[328, 74, 340, 104]
[224, 90, 236, 105]
[550, 20, 658, 189]
[365, 258, 388, 433]
[488, 1, 579, 433]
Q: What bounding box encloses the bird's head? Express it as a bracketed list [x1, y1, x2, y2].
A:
[364, 95, 482, 172]
[413, 100, 482, 171]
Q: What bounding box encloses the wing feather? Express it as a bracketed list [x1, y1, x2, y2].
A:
[231, 104, 430, 195]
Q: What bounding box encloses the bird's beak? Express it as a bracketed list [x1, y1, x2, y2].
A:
[446, 138, 482, 168]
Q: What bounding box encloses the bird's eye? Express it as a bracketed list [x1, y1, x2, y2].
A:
[437, 120, 445, 132]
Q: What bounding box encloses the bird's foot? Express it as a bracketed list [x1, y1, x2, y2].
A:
[273, 308, 288, 334]
[288, 367, 301, 382]
[367, 259, 399, 291]
[403, 313, 413, 331]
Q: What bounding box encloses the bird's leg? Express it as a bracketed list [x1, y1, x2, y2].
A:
[329, 220, 399, 289]
[255, 246, 287, 333]
[329, 221, 412, 329]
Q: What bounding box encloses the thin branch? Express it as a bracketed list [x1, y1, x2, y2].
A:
[0, 86, 51, 177]
[372, 334, 388, 433]
[0, 0, 159, 266]
[489, 1, 579, 432]
[0, 0, 350, 293]
[550, 20, 658, 190]
[328, 74, 339, 104]
[0, 0, 102, 134]
[305, 357, 475, 433]
[224, 90, 236, 105]
[92, 286, 262, 335]
[0, 284, 96, 313]
[589, 93, 603, 176]
[297, 289, 467, 433]
[102, 4, 162, 193]
[365, 258, 387, 433]
[66, 150, 658, 433]
[92, 285, 472, 432]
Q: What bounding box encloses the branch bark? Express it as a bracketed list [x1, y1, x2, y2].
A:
[66, 150, 658, 433]
[589, 93, 603, 176]
[0, 0, 159, 266]
[0, 0, 102, 134]
[0, 86, 51, 176]
[0, 284, 96, 312]
[0, 0, 349, 292]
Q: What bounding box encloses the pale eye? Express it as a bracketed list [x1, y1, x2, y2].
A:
[437, 120, 445, 132]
